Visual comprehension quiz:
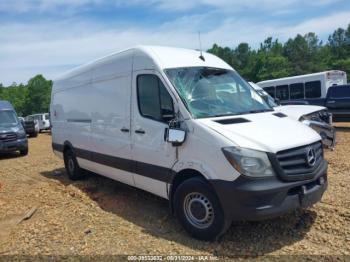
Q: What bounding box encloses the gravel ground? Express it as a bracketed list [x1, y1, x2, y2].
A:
[0, 125, 349, 259]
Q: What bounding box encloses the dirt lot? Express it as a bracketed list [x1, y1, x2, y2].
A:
[0, 125, 350, 259]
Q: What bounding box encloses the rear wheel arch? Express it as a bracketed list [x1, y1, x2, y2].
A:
[63, 141, 74, 154]
[63, 141, 84, 180]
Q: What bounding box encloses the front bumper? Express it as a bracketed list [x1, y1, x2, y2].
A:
[0, 138, 28, 153]
[210, 161, 327, 221]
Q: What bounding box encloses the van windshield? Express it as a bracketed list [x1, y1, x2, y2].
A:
[165, 67, 273, 118]
[0, 110, 18, 127]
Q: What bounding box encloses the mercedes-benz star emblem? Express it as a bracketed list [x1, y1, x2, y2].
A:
[306, 147, 316, 167]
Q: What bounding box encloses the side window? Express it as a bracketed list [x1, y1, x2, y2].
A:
[137, 74, 174, 122]
[276, 85, 289, 100]
[290, 83, 304, 99]
[264, 86, 275, 98]
[305, 81, 321, 98]
[330, 86, 350, 98]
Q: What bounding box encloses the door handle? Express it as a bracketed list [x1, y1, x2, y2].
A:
[135, 129, 145, 134]
[121, 127, 130, 133]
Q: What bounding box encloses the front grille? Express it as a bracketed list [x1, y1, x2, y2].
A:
[269, 141, 324, 181]
[0, 132, 17, 142]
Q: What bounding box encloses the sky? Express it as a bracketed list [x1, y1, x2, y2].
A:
[0, 0, 350, 86]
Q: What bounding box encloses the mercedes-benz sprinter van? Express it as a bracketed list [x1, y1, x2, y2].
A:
[51, 46, 328, 240]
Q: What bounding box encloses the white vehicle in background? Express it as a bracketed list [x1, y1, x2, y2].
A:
[18, 117, 39, 137]
[249, 82, 336, 149]
[51, 46, 328, 240]
[26, 113, 50, 132]
[257, 70, 347, 106]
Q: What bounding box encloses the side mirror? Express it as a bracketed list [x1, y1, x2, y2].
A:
[274, 98, 281, 105]
[165, 128, 186, 146]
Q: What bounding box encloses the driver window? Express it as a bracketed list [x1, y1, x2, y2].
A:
[137, 74, 175, 123]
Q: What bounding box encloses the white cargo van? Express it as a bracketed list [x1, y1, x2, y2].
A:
[51, 46, 328, 240]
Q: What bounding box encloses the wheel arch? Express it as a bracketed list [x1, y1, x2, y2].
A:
[168, 168, 212, 215]
[63, 140, 74, 155]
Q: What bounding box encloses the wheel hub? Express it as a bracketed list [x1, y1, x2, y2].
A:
[183, 192, 214, 229]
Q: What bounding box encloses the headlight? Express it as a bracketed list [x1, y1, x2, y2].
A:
[222, 147, 275, 178]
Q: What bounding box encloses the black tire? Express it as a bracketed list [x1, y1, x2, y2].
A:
[30, 132, 38, 138]
[173, 177, 231, 241]
[20, 148, 28, 156]
[64, 149, 84, 180]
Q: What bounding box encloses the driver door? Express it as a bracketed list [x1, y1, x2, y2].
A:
[131, 70, 177, 198]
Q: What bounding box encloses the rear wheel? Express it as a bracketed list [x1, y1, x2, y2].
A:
[174, 177, 231, 241]
[64, 149, 84, 180]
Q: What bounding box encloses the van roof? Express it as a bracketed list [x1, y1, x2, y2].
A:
[0, 100, 14, 111]
[54, 45, 233, 81]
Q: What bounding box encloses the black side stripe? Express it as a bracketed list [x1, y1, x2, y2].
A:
[52, 143, 64, 153]
[67, 119, 92, 123]
[52, 143, 174, 183]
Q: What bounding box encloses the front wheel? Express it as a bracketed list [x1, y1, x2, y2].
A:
[174, 177, 231, 241]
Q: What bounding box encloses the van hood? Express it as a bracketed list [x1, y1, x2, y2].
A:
[197, 111, 321, 153]
[274, 105, 326, 121]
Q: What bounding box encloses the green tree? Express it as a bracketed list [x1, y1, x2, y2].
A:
[283, 34, 314, 75]
[207, 44, 235, 66]
[328, 26, 350, 59]
[0, 83, 3, 98]
[254, 52, 292, 81]
[23, 75, 52, 115]
[232, 43, 257, 80]
[0, 83, 27, 116]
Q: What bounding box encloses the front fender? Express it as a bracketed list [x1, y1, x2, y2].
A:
[172, 159, 219, 180]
